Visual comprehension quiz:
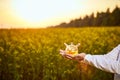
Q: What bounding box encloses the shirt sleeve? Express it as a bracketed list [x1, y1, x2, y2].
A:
[105, 44, 120, 60]
[84, 44, 120, 74]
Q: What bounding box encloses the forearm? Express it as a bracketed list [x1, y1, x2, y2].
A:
[84, 54, 120, 74]
[105, 44, 120, 60]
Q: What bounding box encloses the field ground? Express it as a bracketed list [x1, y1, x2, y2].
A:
[0, 27, 120, 80]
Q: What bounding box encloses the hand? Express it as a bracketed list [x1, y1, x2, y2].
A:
[60, 49, 86, 62]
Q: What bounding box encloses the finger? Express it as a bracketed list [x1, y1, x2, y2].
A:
[64, 55, 73, 60]
[59, 50, 76, 60]
[59, 50, 73, 59]
[65, 53, 73, 57]
[59, 50, 68, 58]
[65, 55, 73, 58]
[59, 49, 64, 52]
[65, 55, 80, 61]
[59, 50, 65, 55]
[65, 54, 76, 60]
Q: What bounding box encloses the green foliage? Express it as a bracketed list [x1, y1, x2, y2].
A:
[53, 6, 120, 27]
[0, 27, 120, 80]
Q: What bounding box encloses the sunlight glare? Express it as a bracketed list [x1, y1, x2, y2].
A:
[12, 0, 78, 23]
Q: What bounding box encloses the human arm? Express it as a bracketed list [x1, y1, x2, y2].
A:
[60, 44, 120, 74]
[84, 54, 120, 74]
[103, 44, 120, 60]
[84, 44, 120, 74]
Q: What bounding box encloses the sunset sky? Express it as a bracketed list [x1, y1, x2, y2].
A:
[0, 0, 120, 28]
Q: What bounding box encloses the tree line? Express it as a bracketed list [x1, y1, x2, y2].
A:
[51, 6, 120, 28]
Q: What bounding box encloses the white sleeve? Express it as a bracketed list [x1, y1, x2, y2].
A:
[84, 44, 120, 74]
[105, 44, 120, 60]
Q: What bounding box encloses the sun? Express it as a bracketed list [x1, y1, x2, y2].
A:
[11, 0, 57, 23]
[11, 0, 79, 24]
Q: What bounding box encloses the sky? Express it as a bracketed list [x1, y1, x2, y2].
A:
[0, 0, 120, 28]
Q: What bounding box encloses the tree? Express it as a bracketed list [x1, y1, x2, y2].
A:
[111, 6, 120, 26]
[52, 6, 120, 28]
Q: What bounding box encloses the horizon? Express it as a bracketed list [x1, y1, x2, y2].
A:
[0, 0, 120, 28]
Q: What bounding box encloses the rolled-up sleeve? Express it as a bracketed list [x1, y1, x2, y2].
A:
[84, 44, 120, 74]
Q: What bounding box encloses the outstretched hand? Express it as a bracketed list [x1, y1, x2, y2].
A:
[60, 49, 86, 62]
